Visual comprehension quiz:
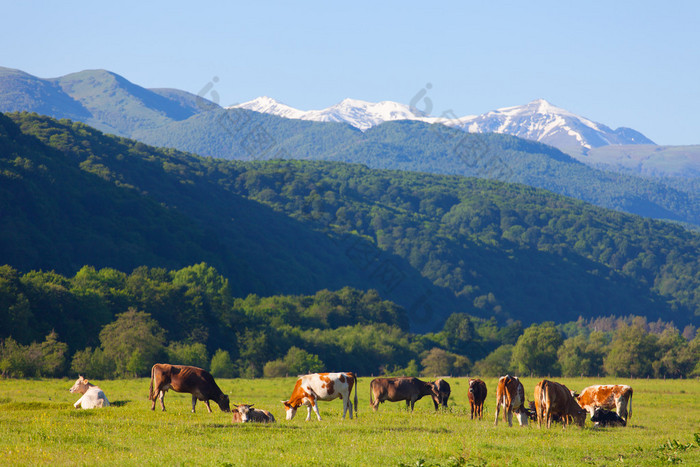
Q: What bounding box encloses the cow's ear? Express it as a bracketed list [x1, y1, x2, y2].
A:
[249, 404, 254, 408]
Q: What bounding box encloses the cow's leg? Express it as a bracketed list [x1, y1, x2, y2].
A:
[159, 390, 166, 411]
[345, 397, 353, 420]
[507, 408, 514, 427]
[470, 403, 474, 420]
[311, 400, 322, 421]
[191, 396, 197, 413]
[204, 400, 213, 413]
[74, 395, 83, 409]
[494, 402, 500, 425]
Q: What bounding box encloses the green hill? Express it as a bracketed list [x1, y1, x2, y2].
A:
[2, 112, 699, 330]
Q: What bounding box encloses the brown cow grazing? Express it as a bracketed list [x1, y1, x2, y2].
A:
[232, 404, 275, 423]
[149, 364, 230, 413]
[575, 385, 633, 422]
[369, 377, 439, 412]
[534, 379, 587, 428]
[282, 372, 357, 421]
[494, 375, 528, 426]
[432, 379, 451, 410]
[468, 378, 487, 420]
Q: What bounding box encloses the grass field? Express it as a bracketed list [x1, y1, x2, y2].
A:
[1, 376, 698, 466]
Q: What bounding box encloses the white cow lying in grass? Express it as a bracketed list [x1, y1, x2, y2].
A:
[69, 375, 110, 409]
[232, 403, 275, 423]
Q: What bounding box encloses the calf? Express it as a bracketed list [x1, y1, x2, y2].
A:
[576, 385, 633, 422]
[282, 372, 357, 421]
[534, 379, 587, 428]
[69, 375, 110, 409]
[591, 408, 626, 427]
[468, 378, 487, 420]
[369, 377, 439, 412]
[232, 404, 275, 423]
[494, 375, 528, 426]
[149, 364, 230, 413]
[432, 378, 451, 410]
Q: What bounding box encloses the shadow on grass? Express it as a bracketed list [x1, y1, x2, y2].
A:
[109, 400, 129, 407]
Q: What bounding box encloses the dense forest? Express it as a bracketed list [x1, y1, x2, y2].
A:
[1, 263, 698, 379]
[1, 112, 699, 332]
[132, 109, 700, 227]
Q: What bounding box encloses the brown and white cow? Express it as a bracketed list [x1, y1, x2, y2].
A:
[494, 375, 528, 426]
[432, 378, 451, 410]
[149, 364, 230, 413]
[534, 379, 587, 428]
[468, 378, 487, 420]
[232, 403, 275, 423]
[575, 385, 633, 422]
[282, 372, 357, 421]
[369, 376, 439, 412]
[69, 375, 110, 409]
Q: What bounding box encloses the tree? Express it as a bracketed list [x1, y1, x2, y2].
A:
[70, 347, 115, 379]
[421, 347, 470, 377]
[166, 341, 209, 369]
[99, 308, 165, 377]
[603, 322, 659, 377]
[443, 313, 476, 355]
[210, 349, 236, 378]
[557, 331, 607, 377]
[473, 344, 514, 377]
[511, 322, 563, 376]
[39, 330, 68, 377]
[263, 347, 324, 377]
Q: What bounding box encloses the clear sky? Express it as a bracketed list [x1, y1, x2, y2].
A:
[2, 0, 698, 145]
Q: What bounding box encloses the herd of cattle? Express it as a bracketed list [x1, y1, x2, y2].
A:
[69, 364, 633, 429]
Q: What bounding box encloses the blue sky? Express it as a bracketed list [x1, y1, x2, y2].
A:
[2, 0, 698, 144]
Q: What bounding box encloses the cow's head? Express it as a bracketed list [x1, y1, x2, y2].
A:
[282, 400, 298, 420]
[69, 375, 90, 394]
[571, 405, 587, 428]
[217, 393, 231, 412]
[234, 403, 254, 422]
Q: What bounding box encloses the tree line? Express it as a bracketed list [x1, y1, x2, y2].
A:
[1, 263, 698, 379]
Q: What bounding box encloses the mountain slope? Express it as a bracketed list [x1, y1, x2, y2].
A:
[231, 96, 654, 155]
[0, 67, 218, 137]
[2, 112, 699, 330]
[454, 99, 655, 157]
[133, 110, 700, 227]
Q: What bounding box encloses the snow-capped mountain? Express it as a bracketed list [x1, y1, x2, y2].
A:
[453, 99, 654, 156]
[231, 97, 654, 156]
[231, 97, 431, 131]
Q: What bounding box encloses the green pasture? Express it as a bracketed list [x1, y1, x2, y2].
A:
[1, 376, 698, 466]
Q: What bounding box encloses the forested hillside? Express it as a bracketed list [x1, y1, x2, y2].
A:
[132, 109, 700, 227]
[1, 264, 697, 379]
[2, 112, 699, 332]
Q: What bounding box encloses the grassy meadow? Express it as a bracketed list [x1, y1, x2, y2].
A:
[0, 376, 699, 466]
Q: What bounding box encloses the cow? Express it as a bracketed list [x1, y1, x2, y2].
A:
[494, 375, 528, 426]
[468, 378, 487, 420]
[534, 379, 587, 428]
[149, 364, 230, 413]
[432, 378, 451, 410]
[69, 375, 110, 409]
[369, 377, 439, 412]
[591, 408, 626, 427]
[575, 385, 633, 422]
[282, 372, 357, 421]
[232, 403, 275, 423]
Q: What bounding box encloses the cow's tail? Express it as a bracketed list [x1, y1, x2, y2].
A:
[369, 379, 374, 408]
[627, 388, 633, 421]
[148, 364, 156, 401]
[353, 373, 358, 418]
